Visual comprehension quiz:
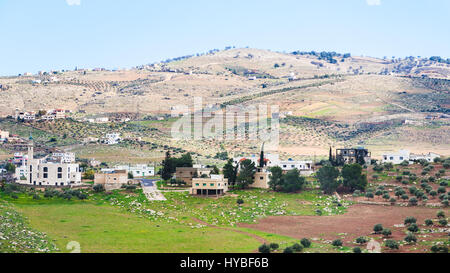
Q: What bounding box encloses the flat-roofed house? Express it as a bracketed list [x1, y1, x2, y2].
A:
[251, 167, 270, 189]
[94, 170, 128, 191]
[175, 167, 212, 186]
[336, 147, 371, 166]
[190, 175, 229, 196]
[382, 150, 410, 165]
[115, 164, 155, 177]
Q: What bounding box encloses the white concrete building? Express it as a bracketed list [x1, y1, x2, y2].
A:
[410, 152, 441, 163]
[0, 130, 9, 142]
[17, 137, 81, 187]
[103, 133, 121, 145]
[382, 150, 411, 165]
[382, 150, 441, 164]
[233, 153, 314, 175]
[114, 164, 155, 177]
[279, 159, 314, 176]
[52, 152, 76, 163]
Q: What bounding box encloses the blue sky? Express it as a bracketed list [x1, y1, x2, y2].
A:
[0, 0, 449, 76]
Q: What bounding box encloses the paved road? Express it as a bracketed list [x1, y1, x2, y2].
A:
[139, 179, 166, 201]
[140, 179, 159, 187]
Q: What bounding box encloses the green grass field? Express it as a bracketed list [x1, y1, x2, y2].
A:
[13, 202, 264, 253]
[0, 186, 351, 253]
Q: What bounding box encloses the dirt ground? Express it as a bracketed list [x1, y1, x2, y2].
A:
[238, 204, 446, 243]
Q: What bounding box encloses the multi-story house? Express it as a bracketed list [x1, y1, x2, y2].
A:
[190, 174, 229, 196]
[17, 137, 81, 187]
[336, 148, 372, 166]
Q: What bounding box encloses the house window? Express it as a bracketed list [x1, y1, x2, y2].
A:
[196, 183, 199, 186]
[210, 184, 214, 187]
[260, 176, 264, 180]
[203, 184, 207, 186]
[400, 157, 404, 160]
[390, 157, 394, 160]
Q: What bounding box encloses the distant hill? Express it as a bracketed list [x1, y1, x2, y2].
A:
[0, 48, 449, 158]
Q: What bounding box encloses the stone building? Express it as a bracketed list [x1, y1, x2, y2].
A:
[190, 175, 229, 196]
[17, 136, 81, 187]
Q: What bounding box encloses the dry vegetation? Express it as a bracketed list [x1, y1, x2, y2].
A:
[0, 48, 449, 160]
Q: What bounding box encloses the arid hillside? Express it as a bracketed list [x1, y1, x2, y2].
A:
[0, 48, 449, 159]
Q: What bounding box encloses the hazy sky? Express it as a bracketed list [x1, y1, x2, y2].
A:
[0, 0, 449, 76]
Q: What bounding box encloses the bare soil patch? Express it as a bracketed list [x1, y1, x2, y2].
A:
[238, 204, 444, 242]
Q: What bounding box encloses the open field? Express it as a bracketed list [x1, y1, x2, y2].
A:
[1, 184, 448, 253]
[0, 185, 353, 253]
[239, 204, 449, 253]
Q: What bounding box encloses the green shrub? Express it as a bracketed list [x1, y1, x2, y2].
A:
[353, 247, 362, 253]
[93, 184, 105, 193]
[283, 247, 294, 254]
[385, 240, 399, 250]
[300, 238, 311, 248]
[381, 229, 392, 238]
[407, 223, 419, 233]
[431, 245, 449, 253]
[404, 217, 417, 225]
[258, 244, 271, 253]
[373, 224, 383, 234]
[425, 219, 433, 226]
[332, 239, 343, 247]
[355, 237, 368, 245]
[438, 219, 448, 227]
[437, 210, 445, 218]
[292, 243, 303, 252]
[269, 243, 279, 250]
[404, 233, 417, 244]
[409, 197, 418, 206]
